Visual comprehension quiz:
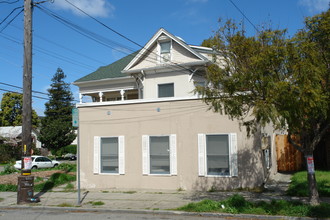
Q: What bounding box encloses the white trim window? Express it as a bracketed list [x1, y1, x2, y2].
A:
[198, 133, 237, 177]
[94, 136, 125, 175]
[158, 83, 174, 98]
[159, 40, 171, 63]
[142, 134, 177, 175]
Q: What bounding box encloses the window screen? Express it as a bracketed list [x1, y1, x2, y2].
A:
[150, 136, 170, 174]
[158, 83, 174, 98]
[101, 137, 119, 173]
[206, 134, 229, 175]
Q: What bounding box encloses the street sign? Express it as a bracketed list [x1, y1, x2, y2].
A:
[72, 108, 79, 127]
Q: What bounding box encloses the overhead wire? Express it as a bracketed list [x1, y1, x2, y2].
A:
[37, 3, 199, 76]
[0, 7, 23, 33]
[227, 0, 259, 33]
[64, 0, 197, 74]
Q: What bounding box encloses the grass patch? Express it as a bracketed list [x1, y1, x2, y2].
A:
[64, 183, 75, 191]
[0, 184, 17, 192]
[101, 190, 109, 193]
[34, 173, 76, 192]
[89, 201, 105, 206]
[57, 202, 74, 207]
[177, 194, 330, 218]
[0, 197, 4, 202]
[287, 170, 330, 197]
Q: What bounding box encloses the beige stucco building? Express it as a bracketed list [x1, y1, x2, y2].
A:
[73, 28, 274, 191]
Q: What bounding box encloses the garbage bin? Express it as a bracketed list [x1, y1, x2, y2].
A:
[17, 176, 34, 204]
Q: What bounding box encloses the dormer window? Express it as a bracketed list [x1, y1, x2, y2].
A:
[159, 40, 171, 63]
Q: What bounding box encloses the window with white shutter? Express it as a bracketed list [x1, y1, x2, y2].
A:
[198, 133, 238, 177]
[94, 136, 125, 175]
[142, 134, 177, 175]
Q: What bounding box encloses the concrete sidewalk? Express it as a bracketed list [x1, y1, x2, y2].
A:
[1, 188, 329, 210]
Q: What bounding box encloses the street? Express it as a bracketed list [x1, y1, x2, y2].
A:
[0, 208, 230, 220]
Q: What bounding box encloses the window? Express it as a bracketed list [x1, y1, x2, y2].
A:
[94, 136, 125, 174]
[158, 83, 174, 98]
[159, 41, 171, 63]
[198, 133, 237, 177]
[101, 137, 118, 173]
[160, 41, 171, 54]
[150, 136, 170, 174]
[142, 135, 177, 175]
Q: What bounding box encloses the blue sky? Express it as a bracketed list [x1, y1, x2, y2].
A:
[0, 0, 329, 116]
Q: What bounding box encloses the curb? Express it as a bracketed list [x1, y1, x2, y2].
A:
[0, 205, 320, 220]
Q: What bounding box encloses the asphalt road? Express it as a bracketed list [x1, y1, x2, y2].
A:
[0, 208, 229, 220]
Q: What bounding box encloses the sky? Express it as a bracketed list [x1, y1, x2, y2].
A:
[0, 0, 329, 116]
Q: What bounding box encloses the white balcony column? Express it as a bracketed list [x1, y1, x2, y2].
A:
[99, 92, 104, 102]
[79, 93, 83, 103]
[120, 89, 125, 101]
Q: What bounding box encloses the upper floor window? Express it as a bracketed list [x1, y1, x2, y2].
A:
[158, 83, 174, 98]
[159, 41, 171, 63]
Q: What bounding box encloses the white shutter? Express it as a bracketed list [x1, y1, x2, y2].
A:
[142, 135, 150, 175]
[118, 136, 125, 175]
[230, 133, 238, 177]
[170, 134, 177, 175]
[93, 136, 100, 174]
[198, 134, 206, 176]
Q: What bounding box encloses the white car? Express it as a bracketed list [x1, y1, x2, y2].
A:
[14, 156, 61, 169]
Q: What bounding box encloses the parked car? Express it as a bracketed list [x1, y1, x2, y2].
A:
[63, 153, 77, 161]
[14, 156, 61, 169]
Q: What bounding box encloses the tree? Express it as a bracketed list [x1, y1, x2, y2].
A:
[38, 68, 76, 154]
[196, 9, 329, 205]
[0, 92, 39, 127]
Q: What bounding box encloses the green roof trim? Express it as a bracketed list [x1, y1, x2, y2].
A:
[74, 51, 139, 83]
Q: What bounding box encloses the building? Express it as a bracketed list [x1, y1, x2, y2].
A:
[73, 28, 275, 191]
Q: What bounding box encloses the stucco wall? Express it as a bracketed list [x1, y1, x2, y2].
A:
[143, 71, 196, 99]
[77, 99, 265, 191]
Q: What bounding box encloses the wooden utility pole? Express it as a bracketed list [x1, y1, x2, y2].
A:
[22, 0, 33, 158]
[17, 0, 34, 204]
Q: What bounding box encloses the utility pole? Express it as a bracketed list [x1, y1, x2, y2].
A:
[17, 0, 34, 204]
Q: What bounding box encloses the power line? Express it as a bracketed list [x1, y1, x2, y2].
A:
[0, 88, 49, 101]
[0, 0, 20, 4]
[0, 81, 48, 95]
[64, 0, 195, 74]
[227, 0, 259, 33]
[0, 7, 24, 33]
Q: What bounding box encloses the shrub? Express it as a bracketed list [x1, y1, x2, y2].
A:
[0, 165, 17, 175]
[0, 143, 20, 163]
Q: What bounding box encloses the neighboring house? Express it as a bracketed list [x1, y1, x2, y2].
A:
[0, 126, 42, 149]
[73, 28, 276, 191]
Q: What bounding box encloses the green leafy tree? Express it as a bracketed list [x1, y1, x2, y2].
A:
[38, 68, 76, 153]
[0, 92, 39, 127]
[196, 9, 329, 205]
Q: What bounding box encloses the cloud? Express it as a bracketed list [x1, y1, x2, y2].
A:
[298, 0, 329, 13]
[52, 0, 115, 18]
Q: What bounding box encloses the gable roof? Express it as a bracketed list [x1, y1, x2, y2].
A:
[123, 28, 208, 72]
[74, 51, 139, 84]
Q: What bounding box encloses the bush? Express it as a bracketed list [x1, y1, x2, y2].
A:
[0, 143, 20, 163]
[51, 145, 77, 157]
[0, 165, 17, 175]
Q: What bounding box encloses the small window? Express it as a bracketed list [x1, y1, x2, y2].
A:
[150, 136, 170, 174]
[101, 137, 119, 173]
[160, 41, 171, 54]
[158, 83, 174, 98]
